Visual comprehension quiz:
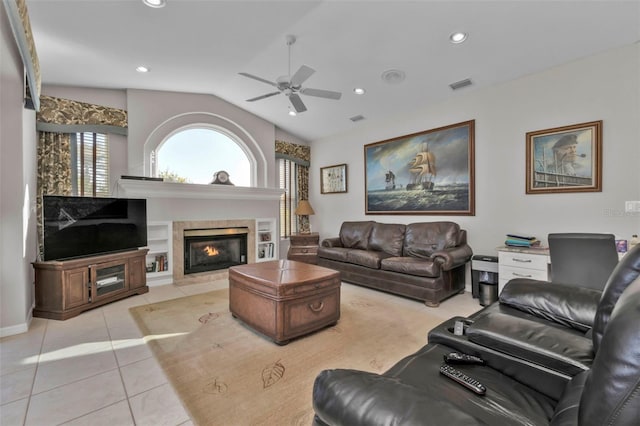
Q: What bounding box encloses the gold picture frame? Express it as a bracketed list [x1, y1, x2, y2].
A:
[364, 120, 475, 215]
[320, 164, 348, 194]
[526, 121, 602, 194]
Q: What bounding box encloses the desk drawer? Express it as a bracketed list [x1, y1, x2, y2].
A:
[499, 265, 548, 281]
[499, 251, 548, 271]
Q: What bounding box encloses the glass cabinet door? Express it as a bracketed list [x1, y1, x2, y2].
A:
[90, 260, 128, 301]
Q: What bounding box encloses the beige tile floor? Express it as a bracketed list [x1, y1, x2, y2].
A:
[1, 281, 480, 425]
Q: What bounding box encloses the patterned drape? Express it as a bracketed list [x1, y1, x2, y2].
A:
[35, 95, 128, 258]
[275, 140, 311, 233]
[36, 132, 72, 258]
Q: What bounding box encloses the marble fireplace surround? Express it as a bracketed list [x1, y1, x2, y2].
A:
[173, 219, 257, 286]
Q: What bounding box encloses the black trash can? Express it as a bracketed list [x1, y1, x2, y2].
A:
[471, 255, 499, 306]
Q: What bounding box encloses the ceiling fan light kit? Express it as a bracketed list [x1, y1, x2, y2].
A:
[239, 35, 342, 114]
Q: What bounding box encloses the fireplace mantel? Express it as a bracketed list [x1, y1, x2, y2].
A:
[116, 179, 283, 200]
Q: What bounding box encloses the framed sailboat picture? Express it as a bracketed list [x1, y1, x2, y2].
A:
[525, 121, 602, 194]
[364, 120, 475, 215]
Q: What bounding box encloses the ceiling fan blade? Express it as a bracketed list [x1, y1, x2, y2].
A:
[300, 87, 342, 100]
[290, 65, 315, 87]
[289, 93, 307, 113]
[246, 91, 281, 102]
[238, 72, 277, 87]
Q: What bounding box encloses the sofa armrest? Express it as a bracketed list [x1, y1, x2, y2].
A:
[431, 244, 473, 270]
[500, 279, 602, 332]
[321, 237, 343, 248]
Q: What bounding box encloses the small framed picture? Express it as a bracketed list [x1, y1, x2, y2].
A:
[320, 164, 348, 194]
[526, 121, 602, 194]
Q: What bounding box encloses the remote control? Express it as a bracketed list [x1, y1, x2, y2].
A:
[444, 352, 485, 365]
[439, 363, 486, 395]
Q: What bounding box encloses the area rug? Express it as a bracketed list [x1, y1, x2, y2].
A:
[130, 285, 445, 426]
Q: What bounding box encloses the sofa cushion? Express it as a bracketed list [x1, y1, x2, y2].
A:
[368, 223, 405, 257]
[403, 222, 460, 258]
[339, 221, 375, 250]
[381, 257, 440, 278]
[317, 246, 350, 262]
[346, 250, 390, 269]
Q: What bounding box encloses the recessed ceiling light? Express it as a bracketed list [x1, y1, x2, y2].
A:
[136, 66, 150, 73]
[449, 32, 468, 44]
[288, 109, 297, 116]
[353, 88, 366, 95]
[142, 0, 166, 8]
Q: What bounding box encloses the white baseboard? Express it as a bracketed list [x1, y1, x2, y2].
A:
[0, 306, 33, 337]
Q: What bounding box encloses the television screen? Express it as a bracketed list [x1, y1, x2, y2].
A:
[43, 196, 147, 261]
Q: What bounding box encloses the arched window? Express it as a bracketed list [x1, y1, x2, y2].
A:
[153, 127, 251, 186]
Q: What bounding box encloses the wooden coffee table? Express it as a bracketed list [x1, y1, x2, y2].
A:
[229, 260, 341, 345]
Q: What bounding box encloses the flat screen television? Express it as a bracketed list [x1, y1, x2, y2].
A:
[42, 195, 147, 261]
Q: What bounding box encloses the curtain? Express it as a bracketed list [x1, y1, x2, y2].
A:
[34, 95, 129, 258]
[275, 140, 311, 233]
[36, 132, 72, 258]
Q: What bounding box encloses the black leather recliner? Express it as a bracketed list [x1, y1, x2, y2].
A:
[312, 244, 640, 425]
[426, 242, 640, 398]
[312, 274, 640, 425]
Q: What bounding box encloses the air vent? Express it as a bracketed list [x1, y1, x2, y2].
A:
[350, 115, 366, 122]
[449, 78, 473, 90]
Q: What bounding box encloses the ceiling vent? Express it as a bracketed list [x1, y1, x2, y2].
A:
[350, 115, 366, 122]
[449, 78, 473, 90]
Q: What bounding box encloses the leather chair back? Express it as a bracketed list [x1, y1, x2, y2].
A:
[578, 274, 640, 425]
[548, 233, 619, 290]
[592, 242, 640, 353]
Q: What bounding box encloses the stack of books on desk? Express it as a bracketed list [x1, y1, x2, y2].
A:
[505, 234, 541, 248]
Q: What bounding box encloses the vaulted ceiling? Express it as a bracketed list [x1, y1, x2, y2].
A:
[27, 0, 640, 141]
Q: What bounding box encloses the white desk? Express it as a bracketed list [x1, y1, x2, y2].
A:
[497, 245, 625, 294]
[497, 246, 550, 294]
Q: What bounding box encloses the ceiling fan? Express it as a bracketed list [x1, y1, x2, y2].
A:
[239, 35, 342, 114]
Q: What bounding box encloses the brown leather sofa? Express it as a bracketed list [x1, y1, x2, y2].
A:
[317, 221, 472, 307]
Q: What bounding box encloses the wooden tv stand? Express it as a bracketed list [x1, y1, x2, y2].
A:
[33, 249, 149, 320]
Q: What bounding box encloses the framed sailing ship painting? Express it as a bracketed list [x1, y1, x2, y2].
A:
[526, 121, 602, 194]
[364, 120, 475, 215]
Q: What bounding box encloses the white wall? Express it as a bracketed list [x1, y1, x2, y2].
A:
[310, 44, 640, 256]
[1, 3, 38, 336]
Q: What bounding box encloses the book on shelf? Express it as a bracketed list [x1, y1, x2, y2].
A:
[147, 254, 169, 272]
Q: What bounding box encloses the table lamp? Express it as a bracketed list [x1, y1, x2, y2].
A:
[295, 200, 315, 234]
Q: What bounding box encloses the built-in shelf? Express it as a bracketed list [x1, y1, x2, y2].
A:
[145, 221, 173, 285]
[256, 218, 277, 262]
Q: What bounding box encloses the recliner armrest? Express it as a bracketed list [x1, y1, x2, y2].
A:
[313, 369, 483, 426]
[431, 244, 473, 270]
[500, 279, 602, 332]
[466, 312, 594, 376]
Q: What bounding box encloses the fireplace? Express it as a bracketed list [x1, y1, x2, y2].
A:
[184, 228, 248, 274]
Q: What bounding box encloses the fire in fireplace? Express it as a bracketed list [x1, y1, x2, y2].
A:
[184, 228, 248, 274]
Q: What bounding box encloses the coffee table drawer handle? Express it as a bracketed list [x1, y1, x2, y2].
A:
[308, 301, 324, 312]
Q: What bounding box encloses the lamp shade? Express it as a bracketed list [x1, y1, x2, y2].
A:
[295, 200, 315, 216]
